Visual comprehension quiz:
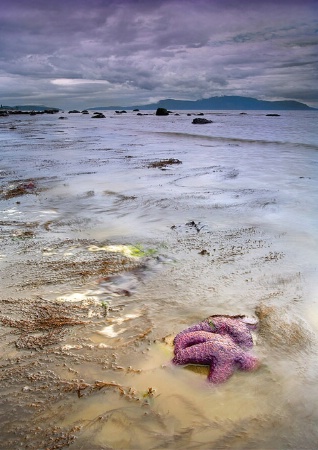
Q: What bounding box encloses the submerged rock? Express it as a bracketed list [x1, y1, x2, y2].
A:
[92, 112, 106, 118]
[255, 304, 312, 352]
[192, 118, 213, 124]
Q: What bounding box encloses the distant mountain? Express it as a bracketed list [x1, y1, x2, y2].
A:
[89, 96, 316, 111]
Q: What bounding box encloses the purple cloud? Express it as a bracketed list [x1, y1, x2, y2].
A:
[0, 0, 317, 108]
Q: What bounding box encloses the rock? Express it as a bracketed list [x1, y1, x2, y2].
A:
[22, 386, 32, 392]
[186, 220, 205, 232]
[68, 110, 80, 113]
[92, 113, 105, 118]
[255, 304, 312, 351]
[192, 118, 213, 124]
[133, 109, 140, 112]
[171, 220, 207, 234]
[156, 108, 169, 116]
[44, 109, 59, 114]
[199, 249, 210, 256]
[266, 114, 280, 116]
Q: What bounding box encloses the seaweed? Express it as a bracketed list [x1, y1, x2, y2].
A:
[147, 158, 182, 169]
[0, 300, 88, 349]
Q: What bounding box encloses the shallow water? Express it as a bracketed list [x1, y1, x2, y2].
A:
[0, 110, 317, 449]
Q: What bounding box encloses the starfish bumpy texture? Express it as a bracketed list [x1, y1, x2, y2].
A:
[173, 315, 259, 383]
[174, 315, 256, 351]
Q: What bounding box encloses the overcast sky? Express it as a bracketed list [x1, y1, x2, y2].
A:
[0, 0, 317, 109]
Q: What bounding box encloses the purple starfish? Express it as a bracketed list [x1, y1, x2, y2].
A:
[174, 315, 257, 351]
[174, 330, 224, 354]
[173, 332, 259, 383]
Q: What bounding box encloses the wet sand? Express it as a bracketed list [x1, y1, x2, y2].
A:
[0, 112, 317, 449]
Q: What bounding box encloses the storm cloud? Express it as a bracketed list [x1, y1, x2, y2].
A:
[0, 0, 317, 109]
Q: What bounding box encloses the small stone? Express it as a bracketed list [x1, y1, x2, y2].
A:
[22, 386, 32, 392]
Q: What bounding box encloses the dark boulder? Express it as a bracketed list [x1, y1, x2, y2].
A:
[266, 114, 280, 117]
[68, 110, 80, 113]
[44, 109, 59, 114]
[92, 112, 105, 118]
[156, 108, 169, 116]
[192, 118, 213, 124]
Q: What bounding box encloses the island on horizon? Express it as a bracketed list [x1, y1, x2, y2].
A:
[0, 96, 316, 113]
[89, 95, 316, 112]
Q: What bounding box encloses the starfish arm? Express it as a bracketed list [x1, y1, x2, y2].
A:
[235, 352, 259, 372]
[209, 317, 254, 348]
[173, 342, 214, 366]
[174, 331, 218, 355]
[173, 322, 215, 349]
[173, 336, 237, 367]
[208, 358, 236, 384]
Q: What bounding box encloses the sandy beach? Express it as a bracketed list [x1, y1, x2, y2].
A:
[0, 110, 317, 449]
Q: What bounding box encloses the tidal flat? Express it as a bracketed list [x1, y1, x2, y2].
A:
[0, 110, 317, 449]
